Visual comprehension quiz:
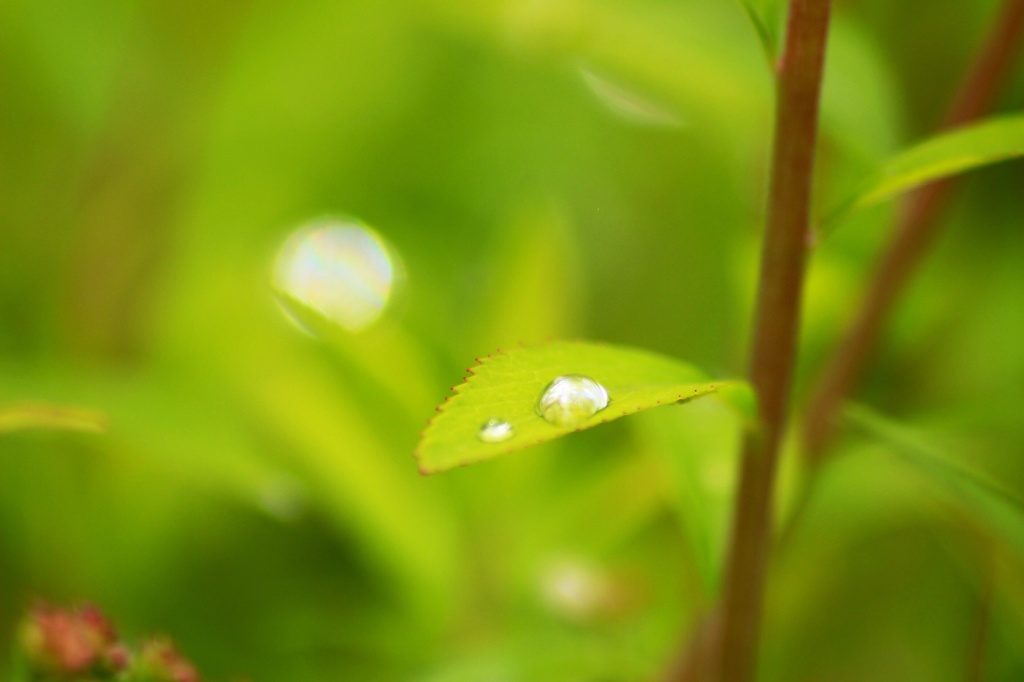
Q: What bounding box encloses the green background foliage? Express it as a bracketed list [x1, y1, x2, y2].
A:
[1, 0, 1023, 679]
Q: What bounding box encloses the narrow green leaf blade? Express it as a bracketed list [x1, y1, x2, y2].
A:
[825, 114, 1024, 228]
[415, 341, 747, 474]
[736, 0, 783, 62]
[846, 404, 1024, 557]
[0, 401, 107, 435]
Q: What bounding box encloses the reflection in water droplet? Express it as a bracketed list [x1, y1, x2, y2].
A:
[272, 217, 398, 333]
[579, 66, 684, 128]
[536, 374, 609, 428]
[478, 417, 515, 443]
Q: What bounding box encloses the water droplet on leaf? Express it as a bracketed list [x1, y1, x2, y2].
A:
[478, 418, 514, 443]
[272, 217, 399, 333]
[536, 374, 609, 427]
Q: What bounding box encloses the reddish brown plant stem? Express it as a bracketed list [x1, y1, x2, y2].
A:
[665, 610, 722, 682]
[802, 0, 1024, 461]
[966, 566, 994, 682]
[716, 2, 832, 681]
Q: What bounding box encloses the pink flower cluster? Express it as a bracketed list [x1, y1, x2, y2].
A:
[18, 603, 202, 682]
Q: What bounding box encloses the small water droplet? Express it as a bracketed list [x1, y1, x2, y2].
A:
[478, 417, 515, 443]
[536, 374, 609, 428]
[272, 217, 400, 333]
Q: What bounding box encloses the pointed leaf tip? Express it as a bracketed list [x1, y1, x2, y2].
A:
[414, 340, 748, 474]
[823, 114, 1024, 234]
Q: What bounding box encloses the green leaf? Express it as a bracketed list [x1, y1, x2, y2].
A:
[415, 341, 748, 474]
[0, 401, 107, 434]
[824, 114, 1024, 229]
[845, 404, 1024, 558]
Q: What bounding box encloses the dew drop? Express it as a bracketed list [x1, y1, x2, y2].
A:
[478, 417, 515, 443]
[536, 374, 609, 428]
[272, 217, 400, 334]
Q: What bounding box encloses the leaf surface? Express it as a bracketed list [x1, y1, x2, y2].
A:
[416, 341, 750, 474]
[825, 114, 1024, 228]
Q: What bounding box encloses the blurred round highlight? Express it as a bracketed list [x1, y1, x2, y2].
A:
[272, 217, 400, 333]
[539, 557, 617, 623]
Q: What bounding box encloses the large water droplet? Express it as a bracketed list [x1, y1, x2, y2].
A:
[536, 374, 609, 427]
[272, 217, 399, 333]
[477, 417, 515, 443]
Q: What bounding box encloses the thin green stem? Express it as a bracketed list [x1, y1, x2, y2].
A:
[716, 1, 832, 680]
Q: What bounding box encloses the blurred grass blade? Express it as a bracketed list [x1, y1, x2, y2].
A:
[274, 289, 439, 424]
[416, 341, 750, 474]
[824, 114, 1024, 230]
[242, 361, 462, 610]
[418, 0, 770, 139]
[736, 0, 783, 62]
[819, 18, 902, 164]
[0, 401, 107, 435]
[846, 404, 1024, 557]
[0, 365, 296, 503]
[636, 403, 742, 597]
[164, 248, 462, 623]
[471, 201, 584, 353]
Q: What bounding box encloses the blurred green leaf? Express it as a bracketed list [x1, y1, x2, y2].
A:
[0, 364, 292, 504]
[634, 402, 740, 598]
[471, 201, 584, 352]
[0, 401, 107, 435]
[825, 114, 1024, 229]
[579, 2, 770, 139]
[517, 445, 667, 560]
[419, 0, 770, 140]
[846, 404, 1024, 558]
[819, 18, 903, 164]
[273, 289, 440, 425]
[170, 261, 463, 623]
[736, 0, 784, 62]
[416, 341, 748, 474]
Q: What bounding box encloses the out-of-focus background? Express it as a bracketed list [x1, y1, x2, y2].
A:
[2, 0, 1023, 679]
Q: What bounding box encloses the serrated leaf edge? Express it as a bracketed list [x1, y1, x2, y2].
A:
[414, 342, 735, 475]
